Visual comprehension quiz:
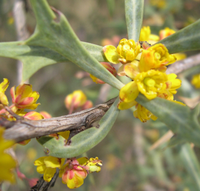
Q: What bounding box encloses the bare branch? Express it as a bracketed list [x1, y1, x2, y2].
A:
[166, 53, 200, 74]
[3, 98, 116, 142]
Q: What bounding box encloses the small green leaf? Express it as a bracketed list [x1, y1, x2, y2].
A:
[37, 98, 120, 158]
[25, 0, 123, 89]
[0, 41, 107, 81]
[136, 94, 200, 146]
[179, 143, 200, 190]
[125, 0, 144, 41]
[159, 19, 200, 53]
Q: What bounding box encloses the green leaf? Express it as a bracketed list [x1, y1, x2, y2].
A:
[159, 19, 200, 53]
[125, 0, 144, 41]
[136, 94, 200, 146]
[0, 41, 107, 81]
[179, 143, 200, 190]
[24, 0, 123, 89]
[37, 98, 120, 158]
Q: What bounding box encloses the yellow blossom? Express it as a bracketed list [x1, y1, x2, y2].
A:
[65, 90, 87, 111]
[10, 84, 40, 110]
[174, 53, 186, 61]
[134, 103, 157, 122]
[34, 156, 65, 182]
[59, 158, 88, 189]
[159, 27, 175, 40]
[119, 81, 139, 103]
[103, 38, 140, 64]
[191, 74, 200, 89]
[0, 78, 9, 106]
[135, 70, 168, 100]
[83, 157, 102, 173]
[118, 60, 140, 80]
[139, 44, 176, 72]
[0, 127, 16, 183]
[139, 26, 159, 44]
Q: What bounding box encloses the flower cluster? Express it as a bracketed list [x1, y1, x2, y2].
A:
[103, 27, 184, 122]
[0, 78, 42, 144]
[34, 156, 102, 189]
[0, 79, 40, 120]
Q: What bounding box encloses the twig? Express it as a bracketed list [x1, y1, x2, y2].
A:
[30, 169, 59, 191]
[13, 0, 29, 84]
[166, 53, 200, 75]
[150, 130, 174, 150]
[3, 98, 116, 142]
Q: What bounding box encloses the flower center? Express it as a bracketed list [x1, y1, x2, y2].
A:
[144, 77, 155, 87]
[154, 52, 161, 60]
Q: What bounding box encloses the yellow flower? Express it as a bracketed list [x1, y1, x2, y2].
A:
[118, 60, 140, 80]
[65, 90, 87, 111]
[119, 81, 139, 103]
[133, 103, 157, 122]
[135, 70, 168, 100]
[34, 156, 65, 182]
[90, 62, 117, 84]
[83, 157, 102, 173]
[139, 26, 159, 44]
[59, 158, 88, 189]
[10, 84, 40, 110]
[139, 44, 176, 72]
[191, 73, 200, 89]
[174, 53, 186, 61]
[165, 74, 182, 95]
[0, 78, 9, 106]
[0, 127, 16, 183]
[103, 38, 140, 64]
[159, 27, 175, 40]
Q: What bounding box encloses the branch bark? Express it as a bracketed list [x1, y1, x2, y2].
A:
[3, 98, 116, 142]
[166, 53, 200, 74]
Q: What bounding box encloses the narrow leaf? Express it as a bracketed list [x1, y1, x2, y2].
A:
[159, 19, 200, 53]
[179, 143, 200, 190]
[0, 41, 107, 81]
[26, 0, 124, 89]
[125, 0, 144, 41]
[37, 98, 120, 158]
[136, 94, 200, 146]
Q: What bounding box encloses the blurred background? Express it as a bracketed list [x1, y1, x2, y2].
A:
[1, 0, 200, 190]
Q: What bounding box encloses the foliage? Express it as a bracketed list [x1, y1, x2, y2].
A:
[0, 0, 200, 190]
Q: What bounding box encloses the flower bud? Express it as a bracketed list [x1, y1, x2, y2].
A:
[90, 62, 117, 84]
[81, 100, 93, 110]
[159, 27, 175, 40]
[65, 90, 87, 110]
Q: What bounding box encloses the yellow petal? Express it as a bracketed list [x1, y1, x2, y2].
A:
[67, 173, 84, 189]
[37, 165, 46, 174]
[44, 168, 56, 182]
[119, 81, 139, 103]
[44, 156, 61, 168]
[103, 45, 120, 64]
[77, 157, 88, 165]
[34, 156, 46, 166]
[58, 131, 70, 141]
[118, 100, 137, 110]
[124, 61, 140, 80]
